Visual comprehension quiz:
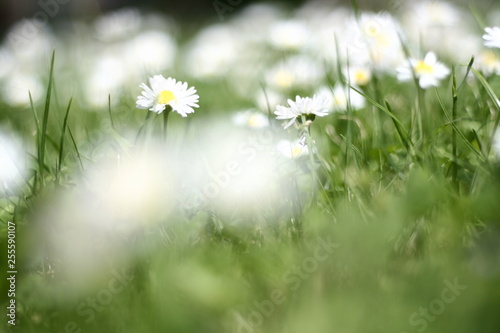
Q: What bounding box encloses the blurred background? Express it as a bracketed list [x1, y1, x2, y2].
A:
[1, 0, 497, 37]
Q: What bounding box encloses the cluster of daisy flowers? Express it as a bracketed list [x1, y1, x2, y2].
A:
[0, 1, 499, 110]
[1, 0, 500, 200]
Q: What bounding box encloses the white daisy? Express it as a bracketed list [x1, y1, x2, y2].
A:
[136, 75, 199, 116]
[483, 27, 500, 49]
[275, 95, 330, 129]
[397, 52, 450, 89]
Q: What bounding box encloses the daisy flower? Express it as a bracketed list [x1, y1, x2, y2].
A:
[316, 85, 365, 112]
[136, 75, 199, 116]
[0, 131, 26, 193]
[344, 65, 372, 86]
[475, 50, 500, 76]
[232, 110, 269, 129]
[396, 52, 450, 89]
[483, 27, 500, 49]
[275, 95, 330, 129]
[276, 139, 309, 159]
[269, 20, 308, 51]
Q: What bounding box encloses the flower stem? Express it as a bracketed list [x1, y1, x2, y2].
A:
[163, 106, 172, 144]
[302, 116, 318, 191]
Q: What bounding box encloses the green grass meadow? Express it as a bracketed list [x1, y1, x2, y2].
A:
[1, 1, 500, 332]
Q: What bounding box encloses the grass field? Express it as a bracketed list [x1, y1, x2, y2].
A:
[1, 1, 500, 332]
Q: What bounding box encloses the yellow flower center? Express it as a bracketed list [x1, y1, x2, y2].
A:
[275, 70, 294, 89]
[247, 115, 261, 127]
[414, 61, 434, 75]
[158, 90, 176, 104]
[354, 70, 370, 85]
[482, 50, 498, 65]
[364, 23, 380, 37]
[291, 146, 302, 158]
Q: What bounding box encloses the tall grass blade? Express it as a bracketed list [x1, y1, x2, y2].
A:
[68, 126, 84, 171]
[38, 50, 56, 186]
[56, 98, 73, 183]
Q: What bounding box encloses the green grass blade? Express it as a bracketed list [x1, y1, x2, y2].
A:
[457, 56, 474, 93]
[434, 88, 484, 161]
[471, 68, 500, 112]
[469, 4, 487, 30]
[471, 68, 500, 155]
[451, 67, 458, 192]
[350, 0, 360, 19]
[56, 98, 73, 182]
[67, 126, 84, 171]
[38, 50, 56, 185]
[385, 100, 412, 153]
[29, 91, 41, 146]
[350, 85, 408, 133]
[29, 91, 41, 195]
[339, 134, 366, 163]
[108, 94, 116, 130]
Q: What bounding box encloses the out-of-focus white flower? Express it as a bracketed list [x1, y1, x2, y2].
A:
[232, 110, 269, 129]
[184, 25, 240, 79]
[276, 139, 309, 158]
[178, 122, 283, 217]
[475, 50, 500, 76]
[94, 7, 142, 41]
[5, 20, 55, 63]
[124, 30, 177, 72]
[344, 12, 403, 71]
[0, 48, 14, 79]
[307, 8, 352, 66]
[269, 20, 308, 51]
[231, 3, 284, 43]
[85, 151, 175, 226]
[84, 54, 127, 108]
[410, 1, 461, 27]
[275, 95, 330, 129]
[344, 65, 372, 86]
[317, 85, 365, 112]
[397, 52, 450, 89]
[31, 147, 176, 291]
[0, 131, 26, 194]
[484, 27, 500, 49]
[265, 55, 323, 92]
[136, 75, 199, 116]
[1, 72, 44, 106]
[401, 1, 478, 62]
